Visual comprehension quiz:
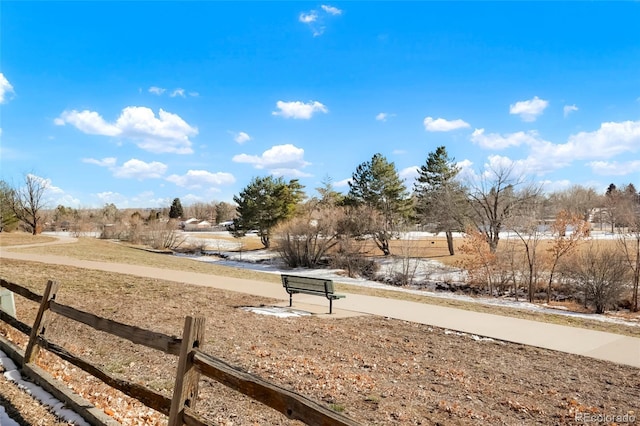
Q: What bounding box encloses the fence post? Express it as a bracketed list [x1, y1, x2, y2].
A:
[168, 316, 206, 426]
[24, 280, 59, 365]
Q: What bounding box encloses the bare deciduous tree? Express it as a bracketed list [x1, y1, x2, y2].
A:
[565, 243, 628, 314]
[508, 201, 545, 303]
[616, 192, 640, 311]
[146, 219, 185, 250]
[458, 227, 498, 295]
[274, 206, 341, 268]
[547, 185, 600, 222]
[546, 210, 590, 303]
[8, 174, 49, 235]
[466, 164, 541, 253]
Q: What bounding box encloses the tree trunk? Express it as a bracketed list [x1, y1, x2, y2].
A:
[488, 236, 499, 253]
[445, 230, 454, 256]
[381, 241, 391, 256]
[632, 271, 639, 312]
[631, 245, 640, 312]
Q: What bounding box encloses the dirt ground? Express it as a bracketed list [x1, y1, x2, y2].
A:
[0, 258, 638, 425]
[0, 361, 73, 426]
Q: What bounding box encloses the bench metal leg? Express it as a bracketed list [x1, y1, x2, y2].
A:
[329, 298, 333, 314]
[289, 293, 292, 307]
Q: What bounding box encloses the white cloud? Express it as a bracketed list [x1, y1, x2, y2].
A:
[458, 154, 542, 184]
[321, 5, 342, 15]
[270, 168, 313, 178]
[233, 144, 311, 176]
[300, 5, 341, 36]
[563, 104, 578, 117]
[232, 131, 252, 144]
[393, 149, 407, 155]
[376, 112, 395, 122]
[456, 159, 476, 183]
[149, 86, 197, 98]
[113, 159, 168, 180]
[334, 178, 351, 188]
[272, 100, 328, 119]
[588, 160, 640, 176]
[132, 192, 169, 208]
[299, 11, 317, 23]
[0, 73, 15, 104]
[423, 117, 470, 132]
[485, 155, 515, 172]
[149, 86, 166, 95]
[471, 128, 542, 149]
[182, 193, 206, 204]
[509, 96, 549, 122]
[166, 170, 236, 188]
[96, 191, 126, 206]
[85, 157, 167, 180]
[99, 191, 168, 209]
[559, 120, 640, 160]
[539, 179, 573, 194]
[55, 110, 121, 136]
[399, 166, 420, 185]
[170, 88, 185, 98]
[469, 120, 640, 177]
[82, 157, 117, 167]
[56, 106, 197, 154]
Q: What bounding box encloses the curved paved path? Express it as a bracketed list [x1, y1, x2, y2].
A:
[1, 241, 639, 368]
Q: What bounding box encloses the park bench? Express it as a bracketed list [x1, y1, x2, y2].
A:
[281, 274, 346, 314]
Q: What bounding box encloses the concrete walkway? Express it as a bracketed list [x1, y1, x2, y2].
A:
[1, 248, 639, 368]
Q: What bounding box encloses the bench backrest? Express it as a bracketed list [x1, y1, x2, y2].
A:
[281, 275, 335, 294]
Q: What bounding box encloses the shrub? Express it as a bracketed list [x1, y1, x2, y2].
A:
[274, 210, 340, 268]
[329, 250, 379, 279]
[563, 243, 629, 313]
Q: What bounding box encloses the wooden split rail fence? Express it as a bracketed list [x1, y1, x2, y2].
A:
[0, 278, 360, 426]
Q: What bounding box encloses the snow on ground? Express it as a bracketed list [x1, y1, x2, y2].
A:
[182, 245, 640, 329]
[240, 306, 312, 318]
[0, 405, 20, 426]
[180, 232, 245, 251]
[42, 230, 640, 327]
[0, 349, 90, 425]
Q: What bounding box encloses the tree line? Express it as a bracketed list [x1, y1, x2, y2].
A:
[229, 147, 639, 312]
[2, 147, 639, 312]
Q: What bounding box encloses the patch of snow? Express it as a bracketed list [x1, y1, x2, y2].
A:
[182, 247, 640, 329]
[0, 405, 20, 426]
[0, 349, 90, 425]
[240, 306, 311, 318]
[471, 334, 497, 343]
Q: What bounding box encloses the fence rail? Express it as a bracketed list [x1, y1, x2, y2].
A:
[0, 278, 360, 426]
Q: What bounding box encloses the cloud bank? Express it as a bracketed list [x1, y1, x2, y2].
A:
[56, 106, 198, 154]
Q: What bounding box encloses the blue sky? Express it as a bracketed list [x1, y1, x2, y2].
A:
[1, 1, 639, 209]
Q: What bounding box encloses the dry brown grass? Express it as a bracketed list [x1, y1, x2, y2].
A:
[4, 234, 639, 338]
[354, 236, 465, 266]
[0, 232, 56, 247]
[0, 258, 638, 425]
